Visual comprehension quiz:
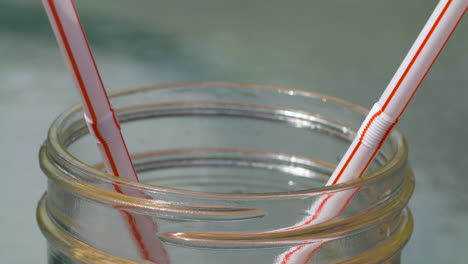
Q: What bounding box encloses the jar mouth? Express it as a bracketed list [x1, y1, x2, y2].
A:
[42, 82, 408, 200]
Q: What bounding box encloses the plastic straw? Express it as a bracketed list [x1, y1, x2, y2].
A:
[42, 0, 169, 263]
[277, 0, 468, 263]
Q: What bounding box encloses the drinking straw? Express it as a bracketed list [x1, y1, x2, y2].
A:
[277, 0, 468, 263]
[42, 0, 169, 263]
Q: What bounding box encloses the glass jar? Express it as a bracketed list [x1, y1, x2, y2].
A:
[37, 82, 414, 264]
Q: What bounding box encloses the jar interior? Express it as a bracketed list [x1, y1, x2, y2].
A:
[40, 84, 412, 264]
[61, 87, 394, 194]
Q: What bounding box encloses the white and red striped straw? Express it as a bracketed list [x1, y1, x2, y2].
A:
[42, 1, 169, 263]
[277, 0, 468, 263]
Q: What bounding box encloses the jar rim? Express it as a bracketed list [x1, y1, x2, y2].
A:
[43, 82, 408, 200]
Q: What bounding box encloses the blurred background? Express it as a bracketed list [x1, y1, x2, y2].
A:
[1, 0, 467, 263]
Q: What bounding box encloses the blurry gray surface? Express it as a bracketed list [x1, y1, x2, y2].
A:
[0, 0, 467, 263]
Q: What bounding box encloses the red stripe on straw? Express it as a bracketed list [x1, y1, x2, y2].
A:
[359, 110, 383, 142]
[47, 0, 94, 119]
[281, 193, 334, 231]
[381, 0, 453, 111]
[47, 0, 150, 259]
[69, 1, 109, 109]
[281, 245, 307, 264]
[282, 187, 361, 262]
[69, 0, 139, 180]
[69, 0, 127, 135]
[355, 0, 459, 179]
[121, 211, 151, 260]
[361, 2, 464, 180]
[332, 0, 453, 186]
[47, 0, 118, 175]
[303, 195, 332, 225]
[298, 190, 357, 264]
[358, 120, 397, 177]
[335, 188, 361, 218]
[330, 141, 362, 185]
[302, 245, 322, 264]
[280, 2, 466, 263]
[283, 111, 391, 231]
[399, 5, 468, 118]
[330, 108, 383, 185]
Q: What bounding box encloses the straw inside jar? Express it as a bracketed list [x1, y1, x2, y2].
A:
[277, 0, 468, 263]
[41, 0, 170, 263]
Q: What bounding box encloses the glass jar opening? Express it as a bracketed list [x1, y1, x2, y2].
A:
[44, 82, 408, 199]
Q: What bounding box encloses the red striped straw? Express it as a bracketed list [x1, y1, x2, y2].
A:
[42, 1, 169, 263]
[277, 0, 468, 263]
